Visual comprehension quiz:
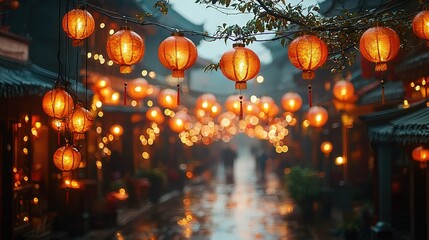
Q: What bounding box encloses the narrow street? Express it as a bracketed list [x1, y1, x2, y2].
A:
[113, 146, 316, 240]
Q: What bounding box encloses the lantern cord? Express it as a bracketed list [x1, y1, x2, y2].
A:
[124, 82, 127, 106]
[177, 83, 180, 106]
[57, 127, 61, 146]
[381, 79, 385, 105]
[66, 186, 70, 204]
[239, 94, 243, 121]
[308, 84, 313, 108]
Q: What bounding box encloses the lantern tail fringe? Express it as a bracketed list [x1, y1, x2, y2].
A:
[177, 84, 180, 106]
[73, 133, 85, 141]
[308, 84, 313, 108]
[124, 82, 127, 106]
[375, 62, 387, 72]
[302, 70, 315, 80]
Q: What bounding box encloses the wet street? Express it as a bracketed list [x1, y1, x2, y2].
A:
[113, 147, 316, 240]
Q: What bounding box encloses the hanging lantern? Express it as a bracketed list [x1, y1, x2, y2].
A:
[196, 93, 217, 111]
[220, 43, 260, 90]
[106, 26, 145, 74]
[69, 103, 94, 140]
[53, 145, 81, 172]
[146, 106, 165, 124]
[258, 96, 275, 115]
[412, 146, 429, 168]
[42, 88, 74, 119]
[243, 101, 260, 116]
[128, 78, 150, 101]
[333, 80, 355, 102]
[307, 106, 328, 128]
[225, 95, 242, 117]
[359, 26, 400, 72]
[169, 111, 191, 133]
[158, 88, 178, 109]
[413, 10, 429, 46]
[110, 124, 123, 137]
[93, 76, 111, 93]
[62, 8, 95, 46]
[281, 92, 302, 113]
[320, 141, 333, 156]
[210, 102, 222, 118]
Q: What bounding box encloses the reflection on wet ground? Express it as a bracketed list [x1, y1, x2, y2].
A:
[113, 150, 314, 240]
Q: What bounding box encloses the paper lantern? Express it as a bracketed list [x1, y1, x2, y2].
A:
[320, 141, 333, 156]
[210, 102, 222, 118]
[412, 146, 429, 168]
[333, 80, 355, 102]
[158, 88, 177, 109]
[93, 76, 110, 92]
[225, 95, 242, 116]
[307, 106, 328, 128]
[53, 145, 81, 172]
[68, 103, 94, 138]
[146, 106, 165, 124]
[196, 93, 217, 111]
[110, 124, 123, 137]
[359, 26, 400, 72]
[243, 102, 260, 116]
[169, 111, 191, 133]
[281, 92, 302, 113]
[106, 26, 145, 74]
[128, 78, 150, 100]
[219, 43, 260, 90]
[158, 32, 197, 78]
[288, 35, 328, 80]
[258, 96, 275, 115]
[42, 88, 74, 119]
[62, 8, 95, 46]
[413, 10, 429, 46]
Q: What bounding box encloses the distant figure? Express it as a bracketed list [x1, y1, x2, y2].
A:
[222, 145, 237, 184]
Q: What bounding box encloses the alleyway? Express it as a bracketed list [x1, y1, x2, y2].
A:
[112, 145, 318, 240]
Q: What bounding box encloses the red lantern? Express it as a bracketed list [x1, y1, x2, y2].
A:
[412, 146, 429, 168]
[307, 106, 328, 128]
[359, 26, 400, 72]
[42, 88, 74, 119]
[219, 43, 260, 90]
[128, 78, 150, 100]
[281, 92, 302, 113]
[158, 88, 177, 109]
[53, 145, 81, 172]
[146, 106, 165, 124]
[62, 8, 95, 46]
[333, 80, 355, 102]
[69, 103, 94, 139]
[413, 10, 429, 46]
[106, 26, 145, 74]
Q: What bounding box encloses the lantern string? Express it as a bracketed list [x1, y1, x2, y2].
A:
[308, 84, 313, 108]
[177, 82, 180, 106]
[58, 127, 61, 146]
[124, 82, 127, 106]
[381, 78, 385, 105]
[239, 94, 243, 121]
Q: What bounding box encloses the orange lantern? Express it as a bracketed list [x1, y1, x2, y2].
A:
[219, 43, 260, 90]
[258, 96, 275, 115]
[412, 10, 429, 46]
[333, 80, 355, 102]
[243, 101, 260, 116]
[110, 124, 123, 137]
[68, 103, 94, 139]
[93, 76, 110, 93]
[62, 8, 95, 46]
[128, 78, 150, 100]
[106, 26, 145, 74]
[53, 145, 81, 172]
[158, 88, 177, 109]
[158, 32, 198, 78]
[307, 106, 328, 128]
[412, 146, 429, 168]
[320, 141, 333, 156]
[42, 88, 74, 119]
[210, 102, 222, 118]
[281, 92, 302, 113]
[359, 26, 400, 72]
[146, 106, 165, 124]
[169, 111, 191, 133]
[196, 93, 217, 111]
[225, 95, 242, 116]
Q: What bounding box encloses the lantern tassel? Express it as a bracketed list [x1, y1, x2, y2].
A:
[381, 79, 385, 104]
[177, 84, 180, 106]
[308, 84, 313, 108]
[123, 83, 127, 105]
[239, 95, 243, 120]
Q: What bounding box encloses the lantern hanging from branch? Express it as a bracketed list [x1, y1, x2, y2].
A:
[68, 103, 94, 140]
[288, 35, 328, 107]
[412, 146, 429, 168]
[42, 88, 74, 119]
[158, 32, 197, 106]
[412, 10, 429, 46]
[158, 88, 178, 109]
[220, 43, 260, 120]
[62, 8, 95, 46]
[281, 92, 302, 113]
[307, 106, 328, 128]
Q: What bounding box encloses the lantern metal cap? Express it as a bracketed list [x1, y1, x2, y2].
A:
[233, 43, 245, 48]
[121, 26, 131, 31]
[171, 31, 184, 37]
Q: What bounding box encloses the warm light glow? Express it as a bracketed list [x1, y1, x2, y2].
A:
[110, 124, 124, 137]
[307, 106, 328, 128]
[42, 88, 74, 119]
[320, 141, 333, 156]
[158, 88, 177, 109]
[62, 8, 95, 46]
[256, 75, 264, 83]
[412, 146, 429, 168]
[333, 80, 355, 101]
[335, 156, 345, 165]
[53, 145, 82, 171]
[413, 10, 429, 46]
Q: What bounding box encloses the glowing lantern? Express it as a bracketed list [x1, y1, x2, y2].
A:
[281, 92, 302, 113]
[62, 8, 95, 46]
[53, 145, 81, 172]
[333, 80, 355, 102]
[243, 102, 260, 116]
[210, 102, 222, 117]
[169, 111, 191, 133]
[307, 106, 328, 128]
[110, 124, 123, 137]
[288, 35, 328, 107]
[146, 106, 164, 124]
[258, 96, 275, 115]
[225, 95, 242, 116]
[412, 146, 429, 168]
[68, 103, 94, 139]
[128, 78, 150, 100]
[320, 141, 333, 156]
[196, 93, 217, 111]
[219, 43, 260, 90]
[106, 26, 145, 74]
[42, 88, 74, 119]
[413, 10, 429, 46]
[93, 76, 110, 92]
[158, 88, 177, 109]
[359, 26, 400, 72]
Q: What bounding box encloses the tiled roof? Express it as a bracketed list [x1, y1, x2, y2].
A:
[357, 80, 404, 105]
